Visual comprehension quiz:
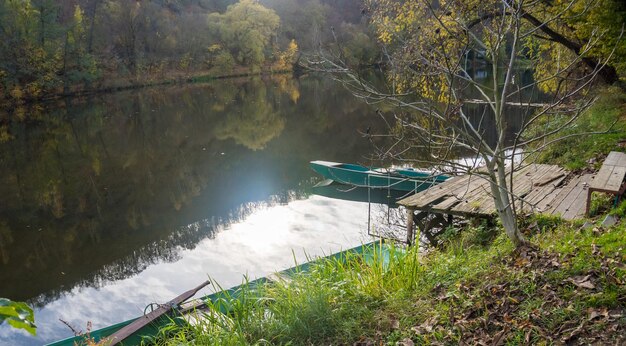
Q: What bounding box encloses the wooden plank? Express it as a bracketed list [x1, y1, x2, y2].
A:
[558, 181, 587, 219]
[551, 177, 586, 216]
[523, 174, 566, 213]
[516, 166, 564, 208]
[604, 151, 621, 165]
[447, 175, 490, 201]
[460, 164, 549, 215]
[533, 172, 565, 187]
[456, 186, 493, 214]
[513, 165, 558, 212]
[617, 152, 626, 167]
[399, 173, 483, 207]
[542, 176, 582, 214]
[512, 164, 553, 197]
[605, 166, 626, 192]
[431, 196, 463, 211]
[475, 164, 552, 215]
[525, 168, 567, 201]
[562, 184, 590, 220]
[412, 164, 525, 206]
[398, 175, 467, 206]
[401, 164, 532, 208]
[534, 187, 561, 213]
[108, 280, 210, 345]
[590, 165, 614, 190]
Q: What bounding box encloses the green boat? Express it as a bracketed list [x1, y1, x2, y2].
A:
[46, 241, 393, 346]
[312, 179, 410, 207]
[310, 160, 449, 192]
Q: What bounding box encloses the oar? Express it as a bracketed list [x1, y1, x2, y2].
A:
[107, 280, 210, 345]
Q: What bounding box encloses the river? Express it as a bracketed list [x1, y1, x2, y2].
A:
[0, 75, 393, 345]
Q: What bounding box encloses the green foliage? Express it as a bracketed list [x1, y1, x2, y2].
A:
[0, 298, 36, 336]
[0, 0, 374, 102]
[526, 0, 626, 89]
[0, 0, 98, 101]
[212, 50, 235, 72]
[533, 86, 626, 170]
[208, 0, 280, 67]
[339, 23, 380, 67]
[213, 79, 285, 150]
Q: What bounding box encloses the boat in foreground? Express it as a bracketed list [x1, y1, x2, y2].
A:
[46, 241, 392, 346]
[310, 160, 449, 192]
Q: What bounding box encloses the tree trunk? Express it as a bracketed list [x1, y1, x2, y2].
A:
[521, 12, 619, 85]
[87, 0, 101, 54]
[488, 164, 527, 247]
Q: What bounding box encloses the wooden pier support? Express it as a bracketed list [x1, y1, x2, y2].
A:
[405, 207, 415, 245]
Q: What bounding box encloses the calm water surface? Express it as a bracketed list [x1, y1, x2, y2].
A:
[0, 75, 391, 344]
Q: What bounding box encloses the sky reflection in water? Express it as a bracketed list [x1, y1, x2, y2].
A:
[20, 196, 374, 344]
[0, 75, 391, 345]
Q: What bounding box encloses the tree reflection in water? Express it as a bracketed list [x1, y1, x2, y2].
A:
[0, 75, 389, 306]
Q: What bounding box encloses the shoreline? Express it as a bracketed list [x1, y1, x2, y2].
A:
[1, 66, 295, 109]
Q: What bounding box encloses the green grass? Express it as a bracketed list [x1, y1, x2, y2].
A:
[533, 86, 626, 170]
[150, 214, 625, 345]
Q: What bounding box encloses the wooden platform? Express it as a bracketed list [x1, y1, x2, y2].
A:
[398, 163, 593, 221]
[586, 151, 626, 215]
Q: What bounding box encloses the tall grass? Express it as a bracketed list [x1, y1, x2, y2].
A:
[148, 230, 519, 345]
[149, 214, 626, 345]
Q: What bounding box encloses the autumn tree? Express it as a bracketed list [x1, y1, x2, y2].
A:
[316, 0, 621, 246]
[62, 5, 98, 92]
[0, 0, 60, 100]
[208, 0, 280, 68]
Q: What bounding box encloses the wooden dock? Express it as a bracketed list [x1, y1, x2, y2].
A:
[398, 164, 595, 244]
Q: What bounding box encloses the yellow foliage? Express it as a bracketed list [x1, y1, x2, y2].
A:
[42, 181, 65, 219]
[179, 53, 193, 70]
[9, 86, 23, 101]
[0, 125, 13, 143]
[277, 39, 299, 69]
[26, 82, 41, 98]
[208, 44, 222, 54]
[14, 107, 27, 121]
[92, 157, 101, 176]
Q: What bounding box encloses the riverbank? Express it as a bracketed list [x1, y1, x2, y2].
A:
[151, 217, 625, 345]
[147, 87, 626, 345]
[0, 64, 294, 108]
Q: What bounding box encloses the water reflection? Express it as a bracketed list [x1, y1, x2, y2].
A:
[0, 75, 390, 344]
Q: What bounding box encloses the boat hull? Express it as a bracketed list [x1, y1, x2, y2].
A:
[310, 161, 448, 192]
[46, 242, 392, 346]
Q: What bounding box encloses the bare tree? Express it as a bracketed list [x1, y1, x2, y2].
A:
[307, 0, 621, 247]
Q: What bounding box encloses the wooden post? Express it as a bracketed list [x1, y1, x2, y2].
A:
[406, 207, 415, 245]
[585, 189, 592, 216]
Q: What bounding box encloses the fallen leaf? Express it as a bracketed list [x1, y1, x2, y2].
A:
[565, 275, 595, 289]
[397, 338, 414, 346]
[491, 326, 509, 346]
[353, 338, 375, 346]
[588, 308, 608, 321]
[560, 321, 585, 343]
[591, 243, 600, 255]
[391, 318, 400, 330]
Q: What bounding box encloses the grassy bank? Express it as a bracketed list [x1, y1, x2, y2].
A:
[534, 86, 626, 171]
[150, 217, 625, 345]
[141, 89, 626, 345]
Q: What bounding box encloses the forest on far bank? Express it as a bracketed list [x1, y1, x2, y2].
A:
[0, 0, 378, 103]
